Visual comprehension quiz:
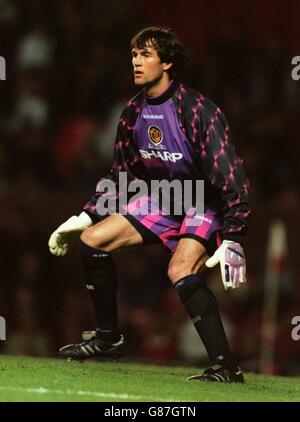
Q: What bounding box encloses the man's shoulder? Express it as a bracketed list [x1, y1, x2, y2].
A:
[176, 83, 223, 117]
[124, 90, 144, 111]
[118, 90, 144, 123]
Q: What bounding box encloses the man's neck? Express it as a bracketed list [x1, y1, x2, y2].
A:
[145, 74, 171, 98]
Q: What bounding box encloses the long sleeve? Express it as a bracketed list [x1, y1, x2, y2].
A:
[200, 105, 250, 243]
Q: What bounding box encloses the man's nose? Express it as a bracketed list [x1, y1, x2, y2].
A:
[134, 55, 142, 66]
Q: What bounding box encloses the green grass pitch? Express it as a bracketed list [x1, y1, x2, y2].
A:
[0, 355, 299, 402]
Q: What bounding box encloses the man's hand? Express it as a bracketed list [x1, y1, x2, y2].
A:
[48, 212, 93, 256]
[205, 240, 246, 290]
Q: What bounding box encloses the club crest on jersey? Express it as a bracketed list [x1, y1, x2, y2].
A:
[148, 125, 163, 145]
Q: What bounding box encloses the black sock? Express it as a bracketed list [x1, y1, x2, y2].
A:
[174, 274, 231, 365]
[79, 240, 120, 341]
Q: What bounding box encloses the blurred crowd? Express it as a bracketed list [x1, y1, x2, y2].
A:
[0, 0, 300, 374]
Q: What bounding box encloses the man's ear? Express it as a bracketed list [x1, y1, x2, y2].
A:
[163, 62, 173, 71]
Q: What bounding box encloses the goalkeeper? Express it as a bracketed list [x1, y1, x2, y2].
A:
[49, 27, 250, 383]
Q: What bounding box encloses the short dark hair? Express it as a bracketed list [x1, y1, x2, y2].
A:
[131, 27, 189, 79]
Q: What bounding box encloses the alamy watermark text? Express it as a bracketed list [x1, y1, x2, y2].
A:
[0, 56, 6, 80]
[291, 56, 300, 81]
[291, 316, 300, 341]
[95, 172, 204, 223]
[0, 316, 6, 340]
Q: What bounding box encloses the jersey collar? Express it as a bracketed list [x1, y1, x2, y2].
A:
[145, 80, 180, 105]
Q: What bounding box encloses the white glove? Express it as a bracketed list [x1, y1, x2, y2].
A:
[205, 240, 246, 290]
[48, 212, 93, 256]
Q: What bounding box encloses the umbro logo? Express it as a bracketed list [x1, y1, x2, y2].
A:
[192, 315, 202, 324]
[193, 215, 212, 224]
[143, 114, 164, 119]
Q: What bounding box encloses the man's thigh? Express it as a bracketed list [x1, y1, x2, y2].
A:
[121, 195, 181, 251]
[81, 214, 144, 252]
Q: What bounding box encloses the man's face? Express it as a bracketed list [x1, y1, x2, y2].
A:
[132, 43, 171, 87]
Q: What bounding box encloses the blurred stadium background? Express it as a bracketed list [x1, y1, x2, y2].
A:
[0, 0, 299, 376]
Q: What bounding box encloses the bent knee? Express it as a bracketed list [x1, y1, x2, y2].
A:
[167, 262, 193, 284]
[80, 227, 107, 250]
[168, 258, 208, 284]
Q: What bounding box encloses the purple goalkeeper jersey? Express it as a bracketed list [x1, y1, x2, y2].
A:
[133, 96, 198, 181]
[84, 81, 250, 243]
